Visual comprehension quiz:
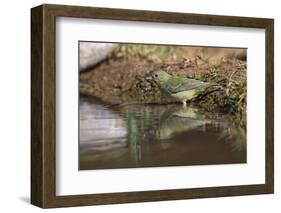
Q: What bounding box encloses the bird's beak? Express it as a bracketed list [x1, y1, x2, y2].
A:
[145, 76, 153, 80]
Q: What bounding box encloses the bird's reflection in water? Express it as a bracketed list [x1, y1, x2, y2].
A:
[157, 106, 211, 140]
[79, 96, 246, 170]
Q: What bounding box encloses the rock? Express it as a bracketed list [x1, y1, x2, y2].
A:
[79, 42, 117, 71]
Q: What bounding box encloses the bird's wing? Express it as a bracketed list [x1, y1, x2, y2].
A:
[165, 77, 207, 94]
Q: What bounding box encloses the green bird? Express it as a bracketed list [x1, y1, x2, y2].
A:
[147, 69, 220, 106]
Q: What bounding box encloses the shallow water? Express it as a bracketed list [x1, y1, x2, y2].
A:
[79, 95, 246, 170]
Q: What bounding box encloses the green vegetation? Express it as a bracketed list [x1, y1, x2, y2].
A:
[113, 44, 176, 61]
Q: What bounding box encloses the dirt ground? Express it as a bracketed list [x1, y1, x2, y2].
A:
[80, 48, 247, 126]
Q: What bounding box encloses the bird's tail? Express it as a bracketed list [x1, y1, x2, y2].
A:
[208, 82, 226, 90]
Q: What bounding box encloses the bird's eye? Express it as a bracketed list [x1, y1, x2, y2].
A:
[154, 74, 158, 77]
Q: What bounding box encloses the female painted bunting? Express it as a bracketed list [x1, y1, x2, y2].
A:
[147, 69, 221, 106]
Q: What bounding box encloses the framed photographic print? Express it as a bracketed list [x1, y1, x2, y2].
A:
[31, 4, 274, 208]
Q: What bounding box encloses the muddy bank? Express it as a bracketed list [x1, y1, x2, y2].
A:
[80, 56, 246, 125]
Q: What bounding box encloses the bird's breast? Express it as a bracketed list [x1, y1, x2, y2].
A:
[171, 90, 197, 101]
